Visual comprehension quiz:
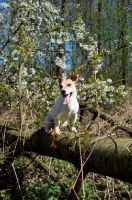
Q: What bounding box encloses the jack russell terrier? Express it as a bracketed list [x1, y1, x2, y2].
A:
[44, 75, 79, 134]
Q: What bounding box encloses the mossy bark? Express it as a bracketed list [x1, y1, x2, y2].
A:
[1, 126, 132, 184]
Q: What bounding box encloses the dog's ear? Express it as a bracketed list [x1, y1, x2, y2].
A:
[70, 75, 78, 83]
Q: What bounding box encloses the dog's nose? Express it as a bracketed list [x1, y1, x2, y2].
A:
[61, 90, 66, 95]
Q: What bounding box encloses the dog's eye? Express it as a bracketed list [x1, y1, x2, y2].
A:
[67, 84, 71, 87]
[60, 85, 63, 89]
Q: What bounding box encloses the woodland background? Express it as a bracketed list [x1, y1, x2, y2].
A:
[0, 0, 132, 199]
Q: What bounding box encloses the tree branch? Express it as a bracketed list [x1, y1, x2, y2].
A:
[87, 107, 132, 136]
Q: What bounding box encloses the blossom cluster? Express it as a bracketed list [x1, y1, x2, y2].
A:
[77, 76, 128, 106]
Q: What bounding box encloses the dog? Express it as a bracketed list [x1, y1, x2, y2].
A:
[44, 75, 79, 134]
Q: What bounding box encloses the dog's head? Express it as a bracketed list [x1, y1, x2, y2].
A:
[58, 75, 78, 105]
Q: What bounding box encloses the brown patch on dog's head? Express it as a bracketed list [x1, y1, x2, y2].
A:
[58, 74, 78, 86]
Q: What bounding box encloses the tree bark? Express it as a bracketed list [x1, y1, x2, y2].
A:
[97, 0, 102, 54]
[1, 125, 132, 184]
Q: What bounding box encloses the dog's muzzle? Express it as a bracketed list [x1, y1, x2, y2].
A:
[61, 90, 72, 97]
[61, 90, 66, 96]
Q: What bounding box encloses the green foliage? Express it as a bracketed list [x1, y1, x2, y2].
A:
[1, 157, 132, 199]
[0, 81, 15, 104]
[55, 114, 62, 121]
[80, 181, 99, 200]
[0, 158, 77, 199]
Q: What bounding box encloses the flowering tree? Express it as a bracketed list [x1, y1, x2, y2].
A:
[0, 1, 128, 115]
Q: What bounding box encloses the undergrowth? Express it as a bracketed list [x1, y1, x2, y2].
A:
[0, 156, 132, 199]
[0, 93, 132, 200]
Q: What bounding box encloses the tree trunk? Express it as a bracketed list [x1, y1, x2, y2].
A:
[117, 0, 128, 86]
[97, 0, 102, 54]
[2, 125, 132, 184]
[55, 0, 67, 77]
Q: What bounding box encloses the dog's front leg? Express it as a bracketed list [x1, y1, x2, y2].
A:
[54, 120, 61, 134]
[61, 121, 68, 128]
[70, 113, 78, 132]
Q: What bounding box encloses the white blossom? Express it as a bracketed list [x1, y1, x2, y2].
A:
[76, 32, 84, 40]
[20, 2, 28, 7]
[1, 2, 9, 8]
[56, 39, 63, 44]
[93, 70, 99, 74]
[107, 79, 112, 83]
[23, 67, 27, 77]
[22, 81, 27, 88]
[11, 50, 19, 56]
[13, 57, 18, 61]
[30, 68, 36, 75]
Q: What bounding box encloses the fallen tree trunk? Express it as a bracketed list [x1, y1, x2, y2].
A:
[1, 126, 132, 184]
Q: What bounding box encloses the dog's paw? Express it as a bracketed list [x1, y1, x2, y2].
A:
[55, 128, 61, 135]
[48, 128, 61, 136]
[71, 127, 77, 132]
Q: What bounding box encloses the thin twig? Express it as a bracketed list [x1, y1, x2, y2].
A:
[12, 162, 22, 199]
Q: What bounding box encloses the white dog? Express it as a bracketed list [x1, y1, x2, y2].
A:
[44, 75, 79, 134]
